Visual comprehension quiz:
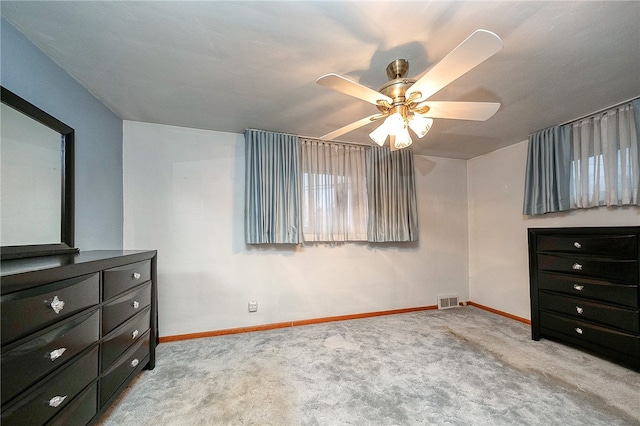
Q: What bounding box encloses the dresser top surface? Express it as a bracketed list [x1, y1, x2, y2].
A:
[528, 226, 640, 235]
[0, 250, 156, 294]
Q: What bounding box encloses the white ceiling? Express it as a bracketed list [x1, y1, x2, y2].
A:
[2, 1, 639, 159]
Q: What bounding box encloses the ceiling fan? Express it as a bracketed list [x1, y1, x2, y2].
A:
[317, 29, 503, 150]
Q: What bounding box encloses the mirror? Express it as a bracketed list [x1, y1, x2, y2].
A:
[1, 86, 77, 259]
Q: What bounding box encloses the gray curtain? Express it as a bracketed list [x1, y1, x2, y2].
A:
[366, 146, 419, 242]
[634, 99, 640, 165]
[244, 130, 302, 244]
[523, 125, 572, 215]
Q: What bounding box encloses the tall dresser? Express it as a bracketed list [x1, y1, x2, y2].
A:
[1, 250, 157, 425]
[528, 227, 639, 370]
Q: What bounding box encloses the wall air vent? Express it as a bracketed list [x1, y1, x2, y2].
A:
[437, 295, 459, 310]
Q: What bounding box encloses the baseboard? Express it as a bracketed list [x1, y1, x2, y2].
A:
[159, 305, 438, 343]
[466, 301, 531, 325]
[160, 302, 530, 343]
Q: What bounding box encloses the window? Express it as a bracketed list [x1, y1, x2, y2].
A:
[299, 139, 367, 242]
[245, 130, 419, 244]
[570, 102, 639, 208]
[524, 100, 639, 216]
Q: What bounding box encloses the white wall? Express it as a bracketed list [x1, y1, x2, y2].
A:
[468, 140, 640, 319]
[123, 121, 470, 337]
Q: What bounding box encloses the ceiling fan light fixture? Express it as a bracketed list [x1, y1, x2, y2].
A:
[384, 112, 405, 135]
[369, 110, 418, 149]
[394, 127, 413, 149]
[408, 114, 433, 138]
[369, 122, 389, 146]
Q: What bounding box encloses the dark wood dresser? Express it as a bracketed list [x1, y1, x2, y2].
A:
[528, 226, 639, 370]
[1, 250, 157, 425]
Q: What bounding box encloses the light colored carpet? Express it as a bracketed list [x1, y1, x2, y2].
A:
[98, 306, 640, 425]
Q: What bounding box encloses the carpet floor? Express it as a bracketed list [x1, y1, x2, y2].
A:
[98, 306, 640, 425]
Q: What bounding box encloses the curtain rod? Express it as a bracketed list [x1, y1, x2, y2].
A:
[245, 128, 373, 148]
[559, 96, 639, 126]
[299, 135, 373, 148]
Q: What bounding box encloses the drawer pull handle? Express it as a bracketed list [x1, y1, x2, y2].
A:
[132, 329, 139, 339]
[48, 395, 67, 408]
[573, 242, 582, 249]
[49, 348, 67, 361]
[49, 296, 65, 314]
[132, 272, 141, 280]
[131, 358, 140, 368]
[576, 306, 584, 314]
[575, 327, 583, 335]
[572, 263, 583, 271]
[132, 300, 140, 309]
[573, 284, 584, 291]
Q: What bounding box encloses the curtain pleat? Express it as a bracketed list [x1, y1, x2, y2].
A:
[244, 130, 302, 244]
[366, 147, 418, 242]
[523, 125, 572, 215]
[634, 99, 640, 195]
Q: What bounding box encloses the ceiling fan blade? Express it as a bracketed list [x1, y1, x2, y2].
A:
[317, 73, 392, 106]
[420, 101, 500, 121]
[406, 30, 503, 103]
[321, 114, 382, 140]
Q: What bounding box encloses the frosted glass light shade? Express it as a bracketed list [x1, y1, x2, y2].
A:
[368, 111, 426, 150]
[369, 122, 389, 146]
[408, 114, 433, 138]
[394, 127, 413, 149]
[385, 112, 405, 135]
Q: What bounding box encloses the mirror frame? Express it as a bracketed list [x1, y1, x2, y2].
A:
[1, 86, 77, 260]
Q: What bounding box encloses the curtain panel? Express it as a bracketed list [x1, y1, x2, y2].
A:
[524, 99, 640, 215]
[571, 101, 640, 207]
[245, 130, 419, 244]
[366, 146, 419, 242]
[523, 125, 572, 215]
[299, 139, 368, 242]
[244, 130, 302, 244]
[634, 99, 640, 147]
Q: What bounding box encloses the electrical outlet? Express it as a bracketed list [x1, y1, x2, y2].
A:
[248, 300, 258, 312]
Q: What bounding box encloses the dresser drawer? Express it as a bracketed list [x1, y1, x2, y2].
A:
[537, 234, 637, 257]
[539, 292, 639, 333]
[103, 260, 151, 300]
[102, 282, 151, 335]
[0, 345, 98, 426]
[1, 273, 99, 345]
[100, 331, 150, 407]
[1, 309, 99, 405]
[102, 308, 151, 370]
[540, 312, 640, 358]
[47, 382, 97, 426]
[537, 253, 638, 284]
[536, 234, 638, 259]
[537, 272, 638, 308]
